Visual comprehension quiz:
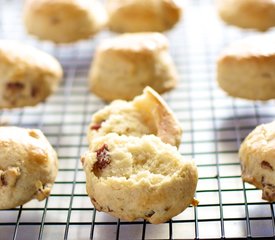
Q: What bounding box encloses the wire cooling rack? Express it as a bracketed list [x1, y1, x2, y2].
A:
[0, 0, 275, 239]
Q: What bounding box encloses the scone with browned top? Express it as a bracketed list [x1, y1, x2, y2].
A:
[0, 127, 58, 209]
[89, 33, 178, 101]
[217, 35, 275, 100]
[0, 40, 62, 108]
[88, 87, 182, 148]
[81, 133, 198, 224]
[217, 0, 275, 31]
[239, 121, 275, 202]
[106, 0, 182, 33]
[24, 0, 107, 43]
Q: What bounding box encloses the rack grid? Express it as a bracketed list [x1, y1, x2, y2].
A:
[0, 0, 275, 239]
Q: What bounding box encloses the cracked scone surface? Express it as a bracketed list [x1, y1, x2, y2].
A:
[89, 33, 178, 101]
[239, 121, 275, 202]
[0, 40, 62, 108]
[24, 0, 107, 43]
[82, 133, 198, 224]
[106, 0, 182, 33]
[88, 87, 182, 147]
[217, 0, 275, 31]
[217, 35, 275, 100]
[0, 127, 58, 209]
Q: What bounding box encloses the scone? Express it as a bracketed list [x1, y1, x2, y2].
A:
[0, 127, 58, 209]
[239, 121, 275, 202]
[88, 87, 182, 147]
[217, 35, 275, 100]
[89, 33, 178, 101]
[81, 133, 198, 224]
[0, 40, 62, 108]
[24, 0, 107, 43]
[217, 0, 275, 31]
[106, 0, 182, 33]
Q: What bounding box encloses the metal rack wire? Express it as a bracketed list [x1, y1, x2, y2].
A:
[0, 0, 275, 239]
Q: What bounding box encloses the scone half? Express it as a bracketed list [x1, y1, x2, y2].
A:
[88, 87, 182, 147]
[89, 32, 178, 101]
[81, 133, 198, 224]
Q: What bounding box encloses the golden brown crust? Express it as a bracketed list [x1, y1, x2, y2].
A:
[133, 87, 182, 147]
[107, 0, 182, 33]
[0, 127, 58, 209]
[24, 0, 107, 43]
[217, 0, 275, 31]
[217, 35, 275, 100]
[89, 33, 177, 101]
[0, 40, 63, 108]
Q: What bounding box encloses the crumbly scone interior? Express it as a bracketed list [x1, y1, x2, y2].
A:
[90, 100, 154, 138]
[89, 87, 182, 147]
[91, 134, 188, 184]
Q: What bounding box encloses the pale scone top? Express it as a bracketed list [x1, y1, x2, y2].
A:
[25, 0, 100, 12]
[24, 0, 108, 43]
[98, 32, 168, 53]
[0, 127, 58, 209]
[219, 35, 275, 59]
[218, 0, 275, 11]
[90, 100, 152, 137]
[0, 127, 57, 169]
[217, 0, 275, 31]
[0, 40, 63, 78]
[107, 0, 182, 16]
[25, 0, 108, 23]
[133, 86, 182, 147]
[88, 87, 182, 147]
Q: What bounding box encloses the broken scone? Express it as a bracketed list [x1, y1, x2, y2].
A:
[88, 87, 182, 148]
[0, 127, 58, 209]
[82, 133, 198, 224]
[239, 121, 275, 202]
